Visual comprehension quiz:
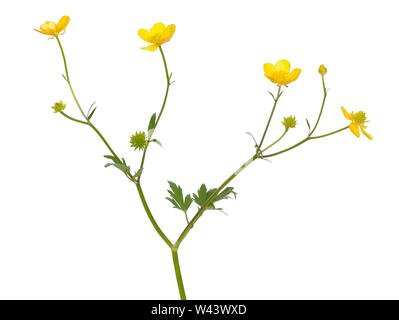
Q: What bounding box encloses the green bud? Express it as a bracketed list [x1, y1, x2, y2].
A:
[130, 131, 148, 151]
[52, 100, 66, 113]
[282, 115, 297, 129]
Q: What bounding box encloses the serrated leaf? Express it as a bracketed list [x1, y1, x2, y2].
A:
[166, 181, 193, 214]
[213, 187, 237, 202]
[193, 184, 237, 212]
[193, 184, 217, 209]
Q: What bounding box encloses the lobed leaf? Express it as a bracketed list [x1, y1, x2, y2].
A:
[193, 184, 237, 212]
[165, 181, 193, 214]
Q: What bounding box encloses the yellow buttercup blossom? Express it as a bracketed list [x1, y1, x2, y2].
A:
[341, 106, 373, 140]
[318, 64, 327, 76]
[34, 16, 70, 37]
[263, 60, 302, 87]
[138, 23, 176, 51]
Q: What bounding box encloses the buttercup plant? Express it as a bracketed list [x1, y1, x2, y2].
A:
[35, 16, 373, 300]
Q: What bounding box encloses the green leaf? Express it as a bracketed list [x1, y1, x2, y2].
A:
[148, 113, 157, 137]
[193, 184, 217, 209]
[166, 181, 193, 214]
[104, 154, 120, 163]
[132, 168, 143, 179]
[246, 132, 259, 148]
[87, 102, 97, 119]
[151, 139, 163, 147]
[88, 107, 97, 120]
[213, 187, 237, 202]
[104, 161, 130, 174]
[306, 119, 311, 132]
[193, 184, 237, 212]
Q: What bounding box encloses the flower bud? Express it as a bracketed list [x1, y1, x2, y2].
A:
[52, 100, 66, 113]
[282, 115, 297, 129]
[318, 64, 327, 76]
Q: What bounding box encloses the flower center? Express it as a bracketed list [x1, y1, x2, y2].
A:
[354, 111, 366, 124]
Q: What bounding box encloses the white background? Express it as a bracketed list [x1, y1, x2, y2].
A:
[0, 0, 398, 299]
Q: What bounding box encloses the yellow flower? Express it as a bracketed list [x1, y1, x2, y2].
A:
[341, 106, 373, 140]
[263, 60, 302, 86]
[138, 23, 176, 51]
[34, 16, 70, 37]
[318, 64, 327, 76]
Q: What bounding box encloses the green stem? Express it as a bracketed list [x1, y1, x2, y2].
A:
[172, 248, 186, 300]
[258, 86, 282, 148]
[310, 126, 349, 140]
[60, 111, 88, 125]
[262, 126, 349, 159]
[136, 183, 173, 248]
[56, 37, 122, 164]
[174, 171, 239, 250]
[138, 46, 171, 179]
[261, 128, 288, 153]
[309, 75, 327, 136]
[154, 46, 171, 129]
[89, 123, 121, 163]
[56, 36, 88, 121]
[184, 212, 189, 225]
[55, 36, 69, 81]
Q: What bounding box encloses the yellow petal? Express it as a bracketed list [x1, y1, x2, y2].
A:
[138, 29, 151, 42]
[40, 21, 57, 35]
[341, 106, 354, 121]
[150, 23, 166, 36]
[360, 125, 373, 140]
[263, 63, 275, 76]
[162, 24, 176, 42]
[275, 71, 287, 85]
[141, 44, 159, 51]
[275, 60, 291, 73]
[349, 122, 360, 138]
[286, 68, 302, 83]
[56, 16, 70, 33]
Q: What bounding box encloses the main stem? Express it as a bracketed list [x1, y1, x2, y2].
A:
[172, 249, 186, 300]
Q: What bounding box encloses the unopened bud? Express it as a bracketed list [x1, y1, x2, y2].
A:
[318, 64, 327, 76]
